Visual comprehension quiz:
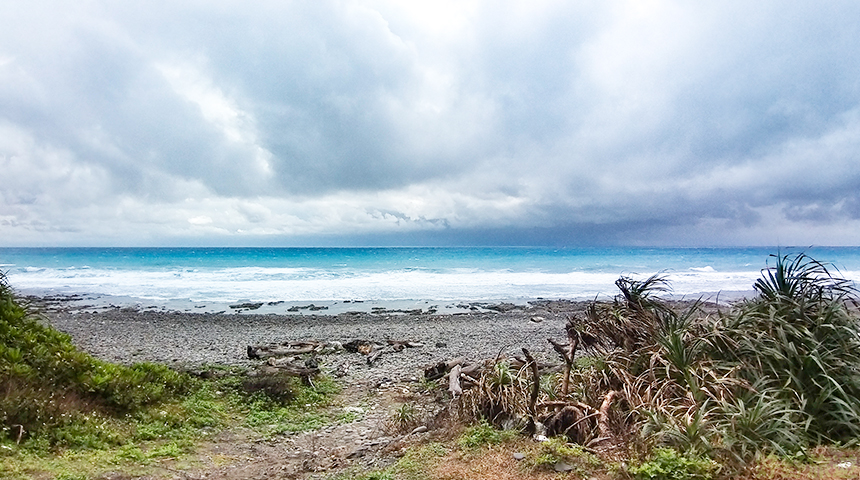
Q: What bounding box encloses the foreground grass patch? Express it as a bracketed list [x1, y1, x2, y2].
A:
[241, 374, 346, 436]
[0, 271, 344, 479]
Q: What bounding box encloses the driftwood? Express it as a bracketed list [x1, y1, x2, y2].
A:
[352, 340, 424, 366]
[249, 339, 421, 367]
[424, 356, 467, 381]
[367, 346, 392, 366]
[510, 355, 560, 373]
[388, 340, 424, 349]
[247, 340, 341, 359]
[258, 357, 322, 386]
[448, 364, 463, 398]
[343, 340, 378, 354]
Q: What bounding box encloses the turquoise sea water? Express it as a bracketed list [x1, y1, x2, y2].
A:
[2, 247, 860, 305]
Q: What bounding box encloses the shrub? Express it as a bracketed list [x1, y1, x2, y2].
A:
[629, 447, 716, 480]
[713, 252, 860, 445]
[0, 271, 194, 447]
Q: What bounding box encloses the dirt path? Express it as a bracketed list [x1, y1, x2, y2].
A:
[145, 380, 446, 480]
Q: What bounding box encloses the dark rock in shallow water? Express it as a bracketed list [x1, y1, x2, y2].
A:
[486, 302, 519, 312]
[230, 302, 264, 310]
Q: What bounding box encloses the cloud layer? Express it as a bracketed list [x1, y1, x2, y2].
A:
[2, 0, 860, 246]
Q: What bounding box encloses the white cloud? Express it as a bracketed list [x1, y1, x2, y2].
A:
[1, 1, 860, 246]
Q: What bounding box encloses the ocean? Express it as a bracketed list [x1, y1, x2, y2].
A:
[2, 247, 859, 312]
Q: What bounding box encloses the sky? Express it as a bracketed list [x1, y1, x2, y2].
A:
[2, 1, 860, 247]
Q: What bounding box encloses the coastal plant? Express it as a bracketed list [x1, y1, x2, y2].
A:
[387, 403, 419, 433]
[711, 252, 860, 446]
[459, 360, 533, 426]
[241, 371, 300, 404]
[566, 252, 860, 467]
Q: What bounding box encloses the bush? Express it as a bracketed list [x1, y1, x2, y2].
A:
[713, 253, 860, 445]
[0, 271, 194, 447]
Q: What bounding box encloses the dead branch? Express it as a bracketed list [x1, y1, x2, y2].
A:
[522, 348, 540, 435]
[598, 390, 620, 440]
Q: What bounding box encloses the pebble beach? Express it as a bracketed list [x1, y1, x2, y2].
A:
[40, 299, 591, 384]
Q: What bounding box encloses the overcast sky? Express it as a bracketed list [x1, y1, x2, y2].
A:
[2, 1, 860, 247]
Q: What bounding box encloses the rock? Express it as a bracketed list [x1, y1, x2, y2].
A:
[410, 426, 428, 435]
[554, 462, 574, 472]
[513, 452, 525, 461]
[530, 316, 544, 323]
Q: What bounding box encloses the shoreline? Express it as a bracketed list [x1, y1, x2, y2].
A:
[22, 287, 753, 316]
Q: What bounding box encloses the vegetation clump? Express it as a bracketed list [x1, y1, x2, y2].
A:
[0, 271, 194, 448]
[629, 447, 716, 480]
[454, 252, 860, 476]
[0, 270, 343, 479]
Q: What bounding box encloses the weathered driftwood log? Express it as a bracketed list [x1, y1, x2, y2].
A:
[387, 340, 424, 349]
[510, 355, 558, 373]
[344, 340, 379, 355]
[266, 355, 320, 370]
[247, 340, 342, 359]
[448, 364, 463, 398]
[343, 339, 423, 363]
[424, 356, 466, 380]
[248, 344, 313, 359]
[460, 372, 479, 386]
[460, 362, 482, 377]
[367, 346, 394, 366]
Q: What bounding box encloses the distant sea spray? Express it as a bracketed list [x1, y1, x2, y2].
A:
[2, 247, 860, 305]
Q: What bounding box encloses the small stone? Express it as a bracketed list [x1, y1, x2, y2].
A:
[554, 462, 574, 472]
[410, 425, 428, 435]
[513, 452, 525, 460]
[530, 316, 544, 323]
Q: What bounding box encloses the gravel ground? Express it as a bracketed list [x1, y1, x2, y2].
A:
[41, 300, 591, 384]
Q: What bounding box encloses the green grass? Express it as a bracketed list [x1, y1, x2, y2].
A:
[525, 436, 601, 474]
[629, 448, 717, 480]
[457, 419, 518, 449]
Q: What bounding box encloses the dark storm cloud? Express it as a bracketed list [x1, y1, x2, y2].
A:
[2, 1, 860, 246]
